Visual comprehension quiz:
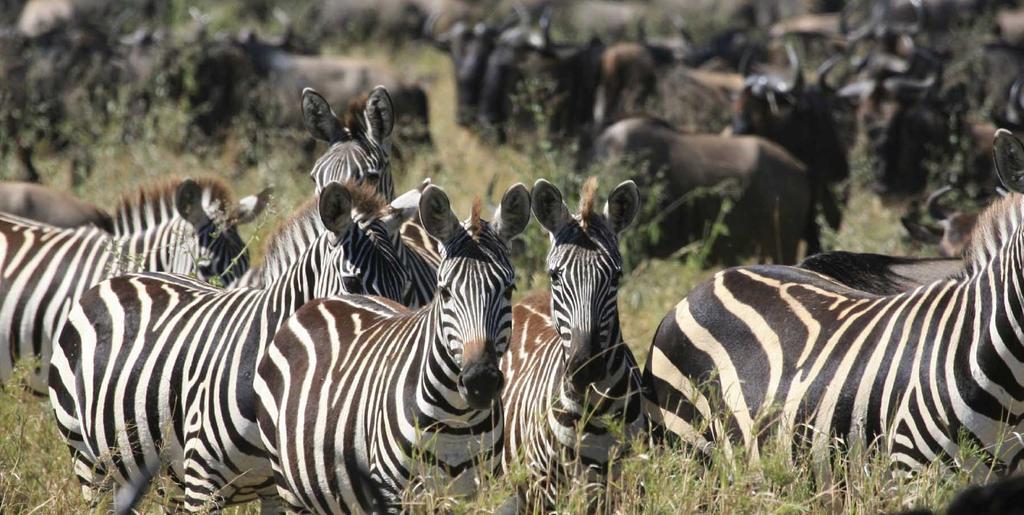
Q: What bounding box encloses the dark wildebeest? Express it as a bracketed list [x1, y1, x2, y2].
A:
[0, 182, 113, 232]
[238, 31, 431, 144]
[1, 14, 124, 183]
[589, 116, 811, 265]
[432, 13, 604, 142]
[732, 47, 850, 254]
[901, 186, 983, 257]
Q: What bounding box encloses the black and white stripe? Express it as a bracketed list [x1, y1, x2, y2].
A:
[500, 179, 646, 508]
[255, 184, 532, 513]
[303, 86, 395, 200]
[642, 130, 1024, 474]
[0, 178, 256, 394]
[48, 182, 411, 511]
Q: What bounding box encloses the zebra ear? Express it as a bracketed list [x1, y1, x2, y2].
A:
[419, 185, 459, 242]
[532, 179, 571, 236]
[175, 179, 211, 227]
[494, 183, 532, 242]
[994, 129, 1024, 193]
[232, 187, 273, 225]
[364, 86, 394, 145]
[604, 180, 640, 234]
[302, 88, 344, 144]
[319, 182, 354, 237]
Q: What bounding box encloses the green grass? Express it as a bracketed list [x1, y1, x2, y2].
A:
[0, 24, 973, 514]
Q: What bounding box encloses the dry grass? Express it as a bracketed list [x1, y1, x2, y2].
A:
[0, 19, 969, 514]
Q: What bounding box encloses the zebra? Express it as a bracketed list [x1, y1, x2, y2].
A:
[0, 177, 262, 394]
[304, 86, 394, 200]
[254, 183, 532, 513]
[500, 178, 646, 510]
[48, 181, 413, 511]
[642, 129, 1024, 475]
[300, 86, 440, 306]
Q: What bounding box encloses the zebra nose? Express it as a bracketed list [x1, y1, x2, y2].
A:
[459, 359, 504, 409]
[567, 328, 602, 390]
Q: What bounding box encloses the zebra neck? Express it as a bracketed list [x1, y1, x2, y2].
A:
[556, 330, 629, 420]
[110, 220, 186, 275]
[262, 237, 332, 312]
[974, 235, 1024, 397]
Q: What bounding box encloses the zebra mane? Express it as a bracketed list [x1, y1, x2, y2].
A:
[343, 94, 369, 137]
[260, 182, 388, 275]
[964, 193, 1023, 270]
[468, 198, 483, 239]
[578, 177, 599, 230]
[112, 176, 234, 231]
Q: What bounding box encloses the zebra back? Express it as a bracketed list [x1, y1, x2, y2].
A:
[641, 129, 1024, 474]
[255, 183, 532, 513]
[501, 178, 646, 508]
[48, 181, 410, 511]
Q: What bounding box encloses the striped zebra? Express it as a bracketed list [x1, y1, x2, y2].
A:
[301, 86, 440, 306]
[48, 181, 412, 511]
[642, 129, 1024, 474]
[500, 178, 646, 509]
[255, 183, 532, 513]
[0, 177, 261, 393]
[304, 86, 394, 200]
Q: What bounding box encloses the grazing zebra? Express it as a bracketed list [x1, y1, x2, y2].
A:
[500, 178, 646, 509]
[48, 181, 412, 511]
[304, 86, 394, 200]
[255, 183, 532, 513]
[642, 129, 1024, 474]
[0, 177, 261, 393]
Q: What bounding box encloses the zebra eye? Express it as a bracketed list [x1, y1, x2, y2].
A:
[504, 284, 516, 300]
[439, 285, 453, 302]
[548, 269, 561, 285]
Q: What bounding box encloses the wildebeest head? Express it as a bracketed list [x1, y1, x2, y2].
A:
[732, 44, 805, 137]
[431, 20, 501, 126]
[841, 66, 952, 195]
[900, 185, 981, 257]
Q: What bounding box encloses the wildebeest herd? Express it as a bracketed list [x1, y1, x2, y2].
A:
[11, 0, 1024, 512]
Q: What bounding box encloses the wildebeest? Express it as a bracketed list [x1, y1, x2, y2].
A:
[432, 13, 603, 142]
[589, 116, 811, 264]
[181, 30, 431, 144]
[732, 47, 850, 253]
[901, 186, 982, 257]
[0, 182, 113, 232]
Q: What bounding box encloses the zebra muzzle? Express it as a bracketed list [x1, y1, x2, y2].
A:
[567, 329, 603, 390]
[459, 359, 504, 409]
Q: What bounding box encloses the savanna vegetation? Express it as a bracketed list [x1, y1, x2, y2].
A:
[0, 0, 998, 512]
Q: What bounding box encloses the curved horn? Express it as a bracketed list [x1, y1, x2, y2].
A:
[739, 47, 755, 77]
[926, 185, 954, 221]
[1015, 75, 1024, 112]
[1007, 76, 1024, 124]
[786, 43, 803, 94]
[882, 72, 936, 95]
[817, 54, 842, 93]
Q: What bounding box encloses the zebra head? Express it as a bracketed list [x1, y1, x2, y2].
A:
[532, 178, 640, 392]
[317, 181, 409, 302]
[419, 183, 531, 409]
[174, 179, 271, 285]
[303, 87, 395, 200]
